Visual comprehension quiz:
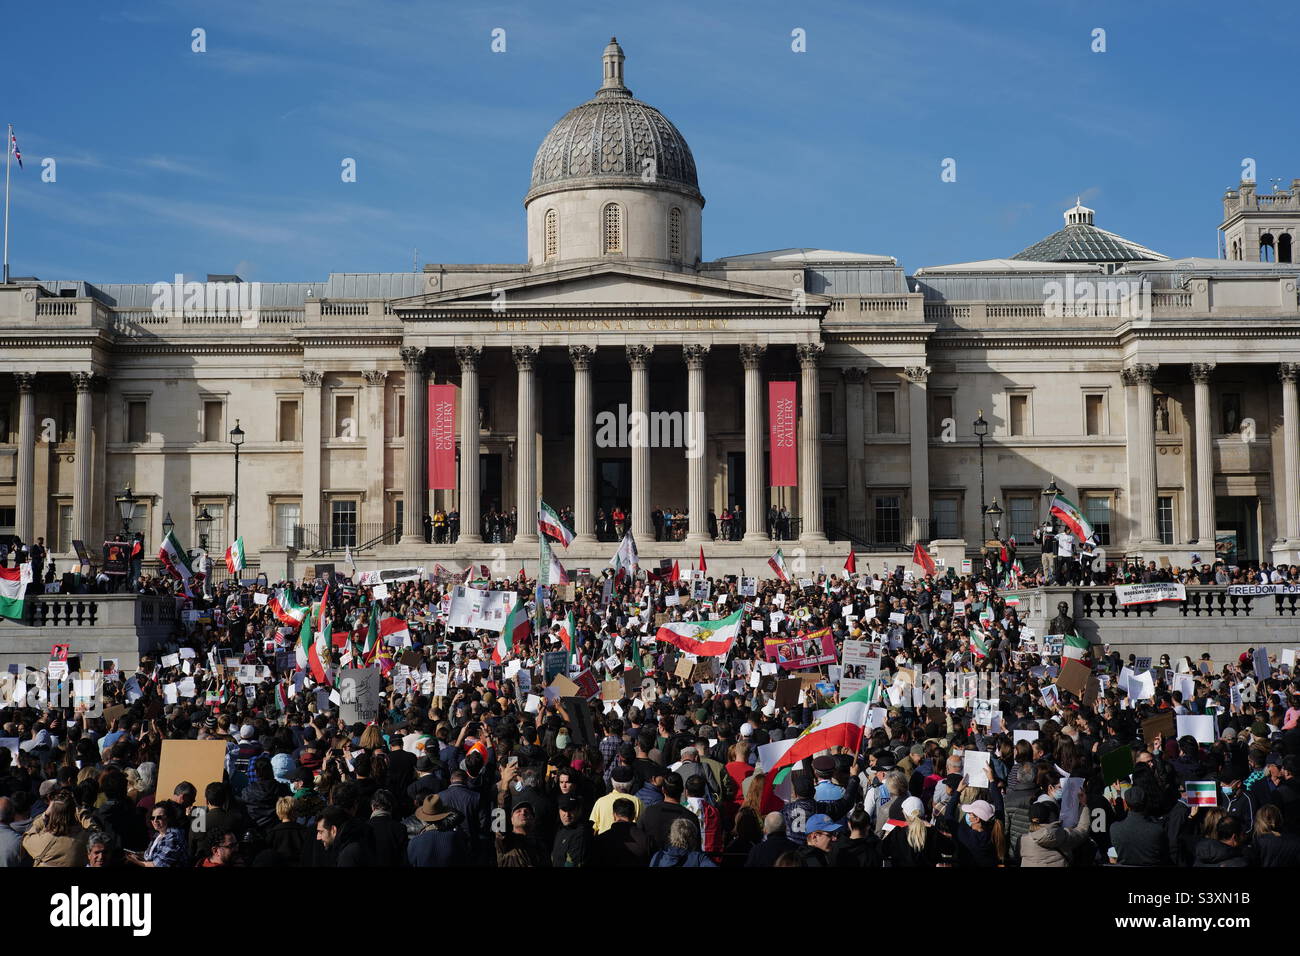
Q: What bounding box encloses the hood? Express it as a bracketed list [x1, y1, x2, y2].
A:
[1029, 822, 1065, 850]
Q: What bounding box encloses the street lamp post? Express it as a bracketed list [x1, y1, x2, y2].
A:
[229, 420, 244, 542]
[973, 410, 989, 540]
[115, 484, 138, 534]
[162, 512, 174, 538]
[985, 499, 1003, 541]
[195, 506, 214, 553]
[1041, 477, 1060, 526]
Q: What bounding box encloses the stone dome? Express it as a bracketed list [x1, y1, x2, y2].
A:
[526, 38, 702, 205]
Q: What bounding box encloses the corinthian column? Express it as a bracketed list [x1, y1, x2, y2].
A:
[742, 344, 768, 541]
[905, 366, 931, 543]
[1280, 363, 1300, 542]
[1123, 363, 1160, 546]
[570, 345, 596, 544]
[798, 343, 826, 541]
[513, 346, 539, 544]
[684, 344, 711, 542]
[301, 369, 324, 538]
[457, 346, 483, 545]
[71, 371, 96, 546]
[14, 373, 35, 543]
[842, 368, 866, 537]
[627, 345, 654, 541]
[398, 349, 425, 544]
[1190, 363, 1216, 546]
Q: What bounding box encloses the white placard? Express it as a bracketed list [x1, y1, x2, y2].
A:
[372, 583, 390, 600]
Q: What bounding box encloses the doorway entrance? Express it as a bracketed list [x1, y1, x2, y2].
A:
[1214, 495, 1260, 565]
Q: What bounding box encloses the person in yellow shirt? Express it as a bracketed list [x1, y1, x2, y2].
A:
[589, 765, 642, 835]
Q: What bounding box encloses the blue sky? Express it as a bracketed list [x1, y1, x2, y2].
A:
[5, 0, 1293, 283]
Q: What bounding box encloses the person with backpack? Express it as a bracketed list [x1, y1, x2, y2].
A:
[649, 817, 716, 867]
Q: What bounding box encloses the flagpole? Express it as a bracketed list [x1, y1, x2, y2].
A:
[3, 123, 11, 284]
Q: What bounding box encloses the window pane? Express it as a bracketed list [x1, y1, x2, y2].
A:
[1009, 395, 1028, 436]
[279, 401, 299, 442]
[874, 496, 901, 543]
[128, 402, 146, 443]
[331, 501, 357, 548]
[275, 502, 301, 547]
[0, 506, 14, 533]
[931, 498, 958, 538]
[394, 499, 404, 533]
[931, 395, 953, 438]
[1158, 496, 1174, 544]
[1008, 496, 1035, 541]
[1222, 394, 1241, 434]
[203, 402, 222, 442]
[876, 392, 895, 433]
[58, 505, 74, 553]
[200, 504, 225, 554]
[1084, 496, 1111, 546]
[1085, 394, 1103, 435]
[396, 398, 405, 438]
[335, 396, 355, 438]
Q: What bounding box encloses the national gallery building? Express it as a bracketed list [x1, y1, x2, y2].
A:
[3, 40, 1300, 578]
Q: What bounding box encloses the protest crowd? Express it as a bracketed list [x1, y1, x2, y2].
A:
[1, 508, 1299, 871]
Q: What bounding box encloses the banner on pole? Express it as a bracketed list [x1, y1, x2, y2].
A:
[427, 384, 457, 490]
[768, 381, 797, 487]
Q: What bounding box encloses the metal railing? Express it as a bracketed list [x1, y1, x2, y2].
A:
[294, 524, 402, 556]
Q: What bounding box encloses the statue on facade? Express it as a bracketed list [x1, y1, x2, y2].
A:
[1047, 600, 1076, 636]
[1154, 397, 1167, 433]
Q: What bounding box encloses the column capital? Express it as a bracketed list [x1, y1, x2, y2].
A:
[71, 371, 97, 393]
[362, 369, 388, 387]
[796, 342, 824, 369]
[14, 372, 35, 392]
[625, 344, 654, 370]
[399, 345, 426, 372]
[1190, 362, 1217, 384]
[1122, 363, 1157, 385]
[683, 343, 711, 370]
[512, 345, 540, 371]
[739, 343, 767, 370]
[456, 345, 483, 371]
[840, 367, 866, 384]
[568, 344, 595, 370]
[903, 365, 931, 384]
[1280, 363, 1300, 384]
[299, 370, 323, 388]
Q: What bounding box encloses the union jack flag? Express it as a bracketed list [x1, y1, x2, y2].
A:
[9, 130, 21, 169]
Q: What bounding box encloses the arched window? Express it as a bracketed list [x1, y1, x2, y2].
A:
[1260, 233, 1276, 262]
[1279, 233, 1293, 264]
[544, 209, 558, 260]
[668, 207, 682, 261]
[1231, 239, 1241, 260]
[603, 203, 622, 253]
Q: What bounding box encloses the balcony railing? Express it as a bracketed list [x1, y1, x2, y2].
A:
[827, 516, 929, 550]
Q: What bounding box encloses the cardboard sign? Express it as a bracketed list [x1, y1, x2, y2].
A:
[339, 667, 382, 724]
[774, 677, 801, 709]
[674, 658, 696, 680]
[156, 740, 228, 812]
[1101, 745, 1135, 785]
[1141, 711, 1176, 744]
[1056, 658, 1091, 698]
[600, 679, 623, 701]
[548, 673, 580, 697]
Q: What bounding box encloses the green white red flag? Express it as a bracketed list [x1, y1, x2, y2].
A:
[655, 607, 743, 657]
[1049, 493, 1096, 542]
[0, 563, 31, 621]
[766, 681, 878, 787]
[768, 549, 789, 582]
[224, 536, 245, 575]
[270, 589, 308, 626]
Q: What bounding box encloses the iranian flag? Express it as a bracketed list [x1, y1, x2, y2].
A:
[540, 535, 568, 586]
[494, 597, 531, 664]
[269, 589, 308, 627]
[157, 530, 195, 596]
[609, 531, 638, 580]
[1185, 781, 1217, 807]
[224, 536, 246, 576]
[557, 609, 577, 653]
[768, 549, 790, 582]
[538, 500, 574, 547]
[0, 563, 32, 621]
[379, 615, 411, 647]
[969, 627, 991, 660]
[655, 607, 743, 657]
[1049, 493, 1096, 542]
[308, 583, 332, 683]
[1061, 633, 1091, 660]
[766, 681, 877, 786]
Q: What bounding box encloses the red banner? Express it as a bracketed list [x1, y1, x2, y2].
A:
[427, 384, 457, 490]
[768, 381, 797, 486]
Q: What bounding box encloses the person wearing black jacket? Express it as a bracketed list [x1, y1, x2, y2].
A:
[746, 812, 799, 866]
[1110, 783, 1171, 866]
[315, 806, 375, 867]
[367, 790, 408, 866]
[551, 795, 593, 867]
[637, 773, 699, 853]
[1271, 756, 1300, 834]
[830, 809, 883, 867]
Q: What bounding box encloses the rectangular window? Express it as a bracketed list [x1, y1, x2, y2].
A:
[274, 502, 301, 547]
[931, 497, 959, 539]
[1084, 494, 1112, 546]
[127, 401, 147, 443]
[875, 391, 896, 434]
[394, 499, 404, 535]
[278, 400, 300, 442]
[873, 495, 901, 544]
[0, 403, 11, 443]
[335, 395, 355, 439]
[0, 506, 14, 534]
[1157, 496, 1174, 545]
[331, 500, 358, 548]
[819, 391, 833, 436]
[1009, 394, 1029, 436]
[203, 401, 223, 442]
[198, 503, 226, 555]
[1221, 393, 1242, 435]
[57, 504, 74, 554]
[1085, 394, 1105, 436]
[930, 395, 953, 438]
[479, 386, 492, 432]
[1007, 495, 1036, 541]
[395, 395, 406, 438]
